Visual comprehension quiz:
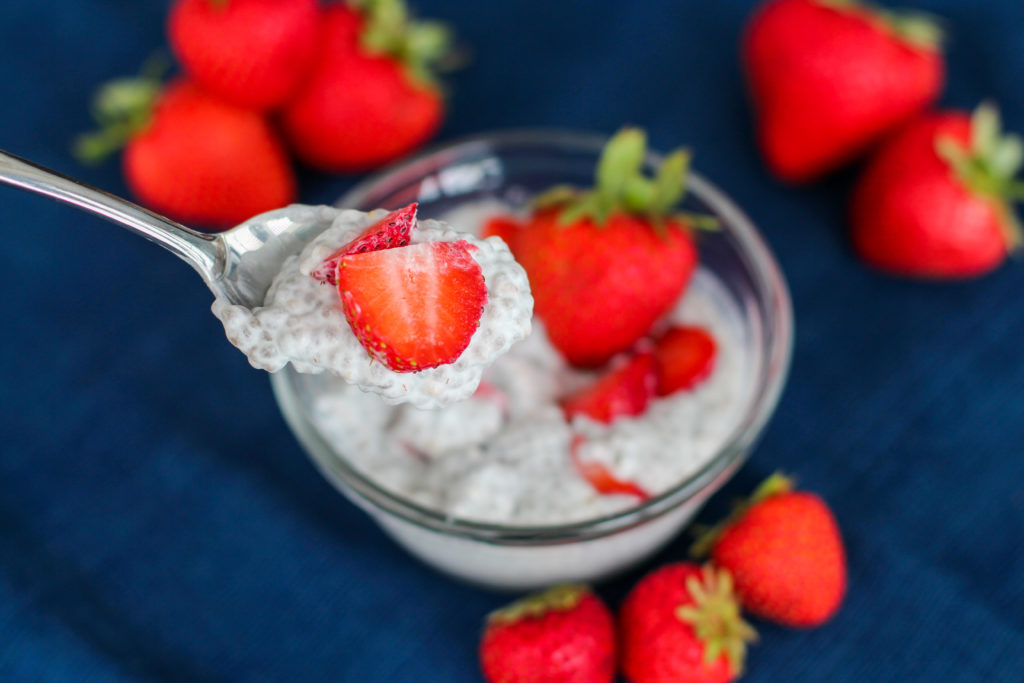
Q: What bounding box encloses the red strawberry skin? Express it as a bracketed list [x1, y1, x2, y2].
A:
[654, 326, 717, 395]
[337, 240, 486, 372]
[309, 203, 418, 285]
[562, 352, 657, 424]
[516, 210, 696, 368]
[712, 490, 846, 627]
[281, 5, 444, 172]
[620, 563, 738, 683]
[123, 81, 295, 229]
[168, 0, 320, 110]
[480, 587, 616, 683]
[569, 436, 650, 500]
[743, 0, 943, 182]
[850, 112, 1010, 278]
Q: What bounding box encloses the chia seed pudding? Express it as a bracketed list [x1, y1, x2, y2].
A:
[303, 202, 753, 526]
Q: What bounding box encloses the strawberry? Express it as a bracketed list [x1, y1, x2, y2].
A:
[309, 202, 418, 285]
[653, 326, 717, 395]
[692, 473, 847, 628]
[620, 563, 756, 683]
[569, 436, 650, 500]
[336, 240, 486, 372]
[75, 76, 295, 230]
[515, 129, 705, 368]
[561, 352, 657, 424]
[743, 0, 944, 182]
[168, 0, 320, 110]
[281, 1, 452, 171]
[480, 584, 616, 683]
[850, 104, 1024, 278]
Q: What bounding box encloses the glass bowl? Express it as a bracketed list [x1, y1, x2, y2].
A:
[270, 130, 793, 591]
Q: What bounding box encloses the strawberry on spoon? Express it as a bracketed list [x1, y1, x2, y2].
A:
[309, 203, 418, 285]
[336, 240, 488, 373]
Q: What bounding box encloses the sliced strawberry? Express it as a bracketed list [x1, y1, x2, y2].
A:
[337, 240, 487, 372]
[570, 435, 650, 500]
[654, 326, 716, 395]
[480, 214, 522, 251]
[310, 203, 418, 285]
[561, 352, 657, 424]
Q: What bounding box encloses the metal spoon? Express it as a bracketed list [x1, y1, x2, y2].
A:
[0, 149, 334, 308]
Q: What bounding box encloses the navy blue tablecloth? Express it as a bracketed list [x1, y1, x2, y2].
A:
[2, 1, 1022, 680]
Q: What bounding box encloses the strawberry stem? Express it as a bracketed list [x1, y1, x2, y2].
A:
[818, 0, 944, 50]
[534, 127, 716, 232]
[73, 55, 168, 165]
[351, 0, 456, 86]
[675, 566, 757, 674]
[936, 102, 1024, 248]
[486, 584, 589, 624]
[690, 471, 793, 558]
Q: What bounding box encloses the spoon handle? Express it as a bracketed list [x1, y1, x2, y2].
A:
[0, 149, 223, 286]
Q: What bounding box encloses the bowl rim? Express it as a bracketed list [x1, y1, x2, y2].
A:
[271, 128, 794, 545]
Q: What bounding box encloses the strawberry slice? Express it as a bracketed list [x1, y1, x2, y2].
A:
[561, 352, 657, 424]
[480, 214, 522, 251]
[570, 435, 650, 500]
[310, 202, 418, 285]
[337, 240, 487, 372]
[653, 326, 716, 396]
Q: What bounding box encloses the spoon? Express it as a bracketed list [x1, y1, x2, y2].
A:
[0, 149, 334, 308]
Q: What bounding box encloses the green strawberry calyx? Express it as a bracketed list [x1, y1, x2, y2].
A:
[73, 56, 167, 165]
[533, 127, 718, 235]
[689, 472, 794, 558]
[676, 565, 757, 675]
[818, 0, 944, 51]
[486, 584, 589, 624]
[936, 103, 1024, 248]
[351, 0, 458, 87]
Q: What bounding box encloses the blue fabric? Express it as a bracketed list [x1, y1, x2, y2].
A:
[2, 0, 1023, 680]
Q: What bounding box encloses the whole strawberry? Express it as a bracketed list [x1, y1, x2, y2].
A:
[743, 0, 944, 182]
[620, 563, 756, 683]
[168, 0, 320, 110]
[480, 584, 616, 683]
[76, 76, 295, 229]
[693, 473, 846, 628]
[513, 128, 707, 368]
[851, 104, 1023, 278]
[281, 0, 452, 171]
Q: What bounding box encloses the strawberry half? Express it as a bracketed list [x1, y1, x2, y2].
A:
[570, 436, 650, 500]
[561, 352, 657, 424]
[310, 203, 418, 285]
[654, 326, 717, 395]
[336, 240, 487, 372]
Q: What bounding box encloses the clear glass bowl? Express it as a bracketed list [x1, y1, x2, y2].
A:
[270, 130, 793, 591]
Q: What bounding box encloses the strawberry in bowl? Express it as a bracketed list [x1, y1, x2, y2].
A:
[269, 130, 793, 590]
